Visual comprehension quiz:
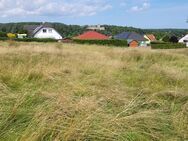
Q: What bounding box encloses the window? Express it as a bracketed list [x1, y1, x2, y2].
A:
[48, 29, 52, 33]
[43, 29, 47, 33]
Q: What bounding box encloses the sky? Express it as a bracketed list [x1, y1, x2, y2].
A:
[0, 0, 188, 28]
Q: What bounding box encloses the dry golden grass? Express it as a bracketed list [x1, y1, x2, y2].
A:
[0, 41, 188, 141]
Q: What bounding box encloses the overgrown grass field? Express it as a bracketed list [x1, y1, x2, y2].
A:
[0, 41, 188, 141]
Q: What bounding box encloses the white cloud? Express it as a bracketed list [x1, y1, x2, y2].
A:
[0, 0, 112, 17]
[130, 2, 150, 12]
[120, 0, 151, 12]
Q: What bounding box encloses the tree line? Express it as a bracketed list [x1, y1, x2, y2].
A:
[0, 22, 187, 40]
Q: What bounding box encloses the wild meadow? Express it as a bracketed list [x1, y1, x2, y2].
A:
[0, 41, 188, 141]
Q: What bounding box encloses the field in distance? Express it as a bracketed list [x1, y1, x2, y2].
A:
[0, 41, 188, 141]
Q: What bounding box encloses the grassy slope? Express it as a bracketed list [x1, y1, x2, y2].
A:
[0, 41, 188, 141]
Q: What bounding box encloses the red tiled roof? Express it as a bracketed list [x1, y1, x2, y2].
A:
[146, 34, 156, 41]
[74, 31, 109, 40]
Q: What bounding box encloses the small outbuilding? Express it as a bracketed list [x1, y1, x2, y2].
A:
[17, 34, 27, 39]
[74, 31, 109, 40]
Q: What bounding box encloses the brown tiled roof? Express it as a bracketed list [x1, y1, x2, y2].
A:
[74, 31, 109, 40]
[146, 34, 156, 41]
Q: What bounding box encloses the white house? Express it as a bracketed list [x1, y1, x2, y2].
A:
[24, 23, 62, 40]
[86, 25, 105, 31]
[179, 34, 188, 47]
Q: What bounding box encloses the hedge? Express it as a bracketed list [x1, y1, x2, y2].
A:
[0, 37, 57, 42]
[15, 38, 57, 42]
[0, 37, 8, 41]
[151, 42, 187, 49]
[73, 39, 128, 47]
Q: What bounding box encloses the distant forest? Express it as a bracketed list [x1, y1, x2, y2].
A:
[0, 22, 187, 40]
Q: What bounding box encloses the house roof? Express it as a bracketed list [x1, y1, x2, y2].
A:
[146, 34, 156, 41]
[114, 32, 146, 41]
[74, 31, 108, 40]
[182, 34, 188, 39]
[24, 23, 53, 37]
[24, 25, 39, 37]
[129, 40, 139, 43]
[179, 34, 188, 42]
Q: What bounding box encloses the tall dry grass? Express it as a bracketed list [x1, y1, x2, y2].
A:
[0, 41, 188, 141]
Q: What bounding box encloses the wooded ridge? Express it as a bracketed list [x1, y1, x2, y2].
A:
[0, 22, 188, 39]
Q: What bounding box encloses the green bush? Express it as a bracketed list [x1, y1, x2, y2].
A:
[73, 39, 128, 47]
[0, 37, 57, 42]
[7, 33, 16, 39]
[14, 38, 57, 42]
[151, 42, 186, 49]
[0, 32, 7, 38]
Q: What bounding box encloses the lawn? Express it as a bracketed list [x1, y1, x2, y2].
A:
[0, 41, 188, 141]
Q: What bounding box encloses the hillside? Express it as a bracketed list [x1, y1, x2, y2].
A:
[0, 22, 188, 39]
[0, 41, 188, 141]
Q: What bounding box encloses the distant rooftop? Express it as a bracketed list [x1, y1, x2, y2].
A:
[74, 31, 108, 40]
[114, 32, 146, 41]
[86, 25, 105, 31]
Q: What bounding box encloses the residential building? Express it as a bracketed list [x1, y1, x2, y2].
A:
[24, 23, 62, 40]
[179, 34, 188, 47]
[144, 34, 157, 44]
[86, 25, 105, 31]
[114, 32, 147, 47]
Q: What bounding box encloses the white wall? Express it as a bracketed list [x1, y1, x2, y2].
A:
[34, 28, 62, 40]
[144, 35, 151, 44]
[179, 35, 188, 43]
[179, 35, 188, 47]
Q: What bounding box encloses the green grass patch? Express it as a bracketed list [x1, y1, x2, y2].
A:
[151, 42, 186, 49]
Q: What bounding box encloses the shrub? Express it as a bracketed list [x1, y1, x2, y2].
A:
[0, 37, 57, 42]
[14, 38, 57, 42]
[7, 33, 16, 39]
[73, 39, 128, 47]
[0, 32, 7, 38]
[169, 36, 178, 43]
[151, 42, 186, 49]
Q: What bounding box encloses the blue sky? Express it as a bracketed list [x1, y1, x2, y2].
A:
[0, 0, 188, 28]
